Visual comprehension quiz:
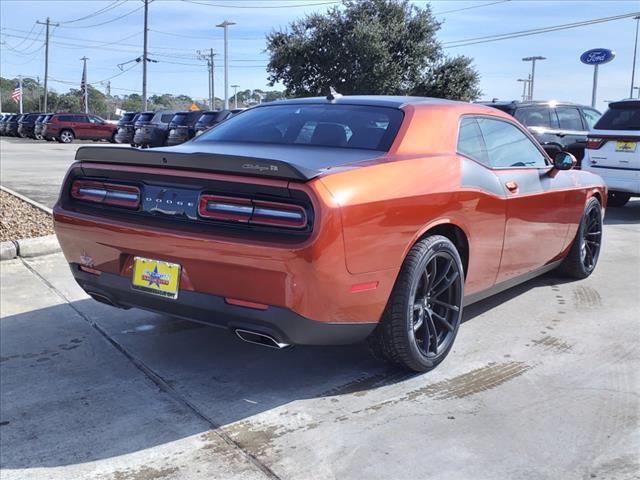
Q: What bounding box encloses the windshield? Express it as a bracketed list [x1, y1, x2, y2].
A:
[595, 102, 640, 131]
[195, 104, 404, 151]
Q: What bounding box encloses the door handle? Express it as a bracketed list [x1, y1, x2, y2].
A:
[505, 181, 518, 193]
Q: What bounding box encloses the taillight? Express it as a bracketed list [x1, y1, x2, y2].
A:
[198, 194, 308, 229]
[71, 180, 140, 209]
[586, 137, 606, 149]
[198, 195, 252, 222]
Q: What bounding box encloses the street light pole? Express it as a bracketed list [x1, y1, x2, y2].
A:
[631, 16, 640, 98]
[216, 20, 236, 110]
[522, 56, 546, 101]
[231, 84, 239, 109]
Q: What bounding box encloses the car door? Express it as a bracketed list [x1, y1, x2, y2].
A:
[89, 115, 111, 139]
[73, 115, 90, 139]
[553, 106, 589, 162]
[475, 116, 578, 284]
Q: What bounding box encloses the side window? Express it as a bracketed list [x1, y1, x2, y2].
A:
[555, 107, 584, 131]
[581, 108, 601, 130]
[477, 118, 547, 168]
[74, 115, 88, 123]
[457, 117, 489, 166]
[514, 107, 552, 128]
[58, 115, 72, 122]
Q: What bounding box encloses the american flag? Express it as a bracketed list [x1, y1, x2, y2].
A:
[11, 81, 22, 103]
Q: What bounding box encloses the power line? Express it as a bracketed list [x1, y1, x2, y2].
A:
[182, 0, 338, 8]
[57, 0, 127, 25]
[433, 0, 510, 16]
[443, 11, 640, 47]
[57, 4, 145, 29]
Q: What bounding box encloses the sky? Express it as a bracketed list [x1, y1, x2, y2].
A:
[0, 0, 639, 112]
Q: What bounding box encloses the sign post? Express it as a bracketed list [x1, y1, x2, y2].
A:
[580, 48, 615, 108]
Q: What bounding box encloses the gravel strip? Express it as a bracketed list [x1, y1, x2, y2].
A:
[0, 190, 55, 242]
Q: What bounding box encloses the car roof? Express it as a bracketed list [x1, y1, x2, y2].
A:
[478, 100, 591, 108]
[263, 95, 464, 109]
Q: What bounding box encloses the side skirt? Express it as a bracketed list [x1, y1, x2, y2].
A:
[463, 259, 563, 307]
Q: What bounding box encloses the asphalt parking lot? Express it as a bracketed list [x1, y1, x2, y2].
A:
[0, 137, 127, 208]
[1, 137, 639, 480]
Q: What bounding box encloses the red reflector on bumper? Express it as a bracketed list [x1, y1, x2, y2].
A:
[225, 298, 269, 310]
[350, 281, 379, 293]
[79, 265, 102, 276]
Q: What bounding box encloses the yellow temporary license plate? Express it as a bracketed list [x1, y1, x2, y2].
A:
[615, 141, 637, 153]
[132, 257, 181, 299]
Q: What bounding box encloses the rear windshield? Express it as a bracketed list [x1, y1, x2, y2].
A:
[42, 115, 51, 122]
[170, 113, 189, 124]
[196, 104, 404, 151]
[197, 111, 229, 124]
[594, 102, 640, 131]
[136, 113, 154, 123]
[119, 113, 136, 124]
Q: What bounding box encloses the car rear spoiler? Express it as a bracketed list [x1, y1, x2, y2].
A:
[75, 146, 318, 181]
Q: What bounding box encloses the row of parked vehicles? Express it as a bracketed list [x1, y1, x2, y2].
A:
[0, 109, 242, 147]
[480, 98, 639, 207]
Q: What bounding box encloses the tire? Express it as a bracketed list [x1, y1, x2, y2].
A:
[607, 191, 630, 208]
[109, 132, 117, 144]
[368, 235, 464, 373]
[58, 129, 74, 144]
[557, 197, 602, 279]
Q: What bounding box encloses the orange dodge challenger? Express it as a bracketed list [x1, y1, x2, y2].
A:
[54, 96, 606, 372]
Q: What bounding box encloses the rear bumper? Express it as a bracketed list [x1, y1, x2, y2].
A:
[71, 264, 375, 345]
[115, 129, 134, 144]
[586, 165, 640, 195]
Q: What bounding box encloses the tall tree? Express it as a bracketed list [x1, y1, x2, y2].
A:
[266, 0, 481, 100]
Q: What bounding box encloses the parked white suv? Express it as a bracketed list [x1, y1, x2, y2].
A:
[583, 99, 639, 207]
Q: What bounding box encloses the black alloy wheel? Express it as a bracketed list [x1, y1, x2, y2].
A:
[580, 201, 602, 273]
[558, 197, 602, 279]
[369, 235, 464, 372]
[410, 252, 463, 359]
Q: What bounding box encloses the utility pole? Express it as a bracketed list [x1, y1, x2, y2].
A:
[36, 17, 59, 112]
[216, 20, 236, 110]
[522, 56, 546, 101]
[631, 16, 640, 98]
[517, 78, 530, 102]
[142, 0, 149, 110]
[231, 84, 239, 109]
[198, 48, 216, 110]
[80, 56, 89, 113]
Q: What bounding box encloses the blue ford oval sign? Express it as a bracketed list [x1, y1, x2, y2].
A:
[580, 48, 615, 65]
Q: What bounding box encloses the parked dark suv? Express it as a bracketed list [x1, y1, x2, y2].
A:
[17, 113, 43, 138]
[0, 115, 10, 135]
[166, 111, 204, 146]
[5, 114, 23, 137]
[44, 113, 118, 143]
[34, 114, 52, 140]
[193, 110, 233, 137]
[480, 100, 601, 166]
[133, 110, 178, 147]
[114, 111, 140, 145]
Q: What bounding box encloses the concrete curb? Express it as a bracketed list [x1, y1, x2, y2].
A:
[0, 184, 53, 215]
[0, 235, 61, 261]
[1, 186, 60, 261]
[0, 241, 18, 261]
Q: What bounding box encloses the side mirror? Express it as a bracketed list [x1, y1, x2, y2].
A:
[553, 151, 576, 171]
